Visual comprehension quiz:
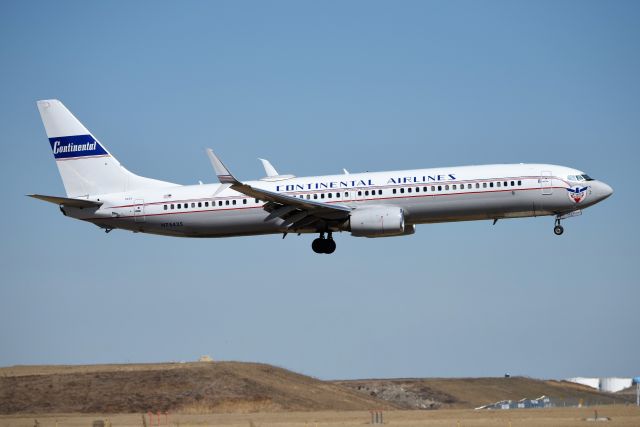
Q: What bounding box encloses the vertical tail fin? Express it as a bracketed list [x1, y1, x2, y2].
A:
[37, 100, 176, 197]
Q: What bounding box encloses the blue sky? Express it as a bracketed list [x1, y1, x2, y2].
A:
[1, 0, 638, 380]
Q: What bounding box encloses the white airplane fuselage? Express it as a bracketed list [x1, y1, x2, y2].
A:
[32, 100, 613, 254]
[64, 163, 611, 237]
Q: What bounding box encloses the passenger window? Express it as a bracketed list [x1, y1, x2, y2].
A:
[438, 185, 442, 191]
[164, 205, 167, 210]
[475, 183, 479, 189]
[255, 199, 259, 203]
[205, 202, 209, 207]
[358, 191, 362, 196]
[423, 187, 428, 192]
[518, 180, 522, 186]
[452, 185, 457, 190]
[497, 182, 501, 187]
[511, 181, 515, 186]
[431, 186, 436, 191]
[328, 193, 333, 198]
[400, 188, 405, 194]
[392, 189, 396, 194]
[335, 193, 340, 198]
[225, 200, 229, 205]
[364, 190, 369, 196]
[313, 194, 318, 199]
[445, 185, 449, 190]
[321, 193, 325, 199]
[243, 199, 247, 204]
[177, 203, 181, 209]
[345, 192, 349, 197]
[231, 200, 235, 205]
[306, 195, 310, 199]
[490, 182, 495, 188]
[197, 202, 201, 208]
[171, 204, 175, 209]
[407, 188, 412, 193]
[415, 187, 420, 193]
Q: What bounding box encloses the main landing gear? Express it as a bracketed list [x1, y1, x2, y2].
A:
[553, 217, 564, 236]
[312, 232, 336, 254]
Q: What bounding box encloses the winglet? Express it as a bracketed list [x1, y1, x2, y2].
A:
[206, 149, 239, 184]
[259, 158, 279, 177]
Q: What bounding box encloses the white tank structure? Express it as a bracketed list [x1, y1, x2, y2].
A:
[566, 377, 600, 390]
[600, 377, 633, 393]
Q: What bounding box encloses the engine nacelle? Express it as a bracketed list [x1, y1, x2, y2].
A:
[349, 206, 411, 237]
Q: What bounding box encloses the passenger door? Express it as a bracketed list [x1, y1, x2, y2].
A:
[540, 171, 553, 195]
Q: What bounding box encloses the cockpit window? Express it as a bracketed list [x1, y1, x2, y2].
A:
[568, 174, 594, 181]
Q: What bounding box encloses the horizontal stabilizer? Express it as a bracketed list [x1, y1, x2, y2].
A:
[28, 194, 102, 208]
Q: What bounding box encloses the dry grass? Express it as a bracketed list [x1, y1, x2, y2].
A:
[0, 362, 395, 414]
[2, 363, 632, 416]
[1, 407, 639, 427]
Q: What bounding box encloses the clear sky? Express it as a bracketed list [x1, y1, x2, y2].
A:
[1, 0, 638, 380]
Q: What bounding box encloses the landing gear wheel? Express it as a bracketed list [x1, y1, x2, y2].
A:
[324, 238, 336, 254]
[311, 238, 324, 253]
[554, 225, 564, 235]
[311, 233, 337, 254]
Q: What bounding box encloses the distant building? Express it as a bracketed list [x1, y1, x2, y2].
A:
[600, 378, 633, 393]
[566, 377, 600, 390]
[565, 377, 633, 393]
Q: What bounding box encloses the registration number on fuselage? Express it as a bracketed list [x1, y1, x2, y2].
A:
[160, 221, 184, 228]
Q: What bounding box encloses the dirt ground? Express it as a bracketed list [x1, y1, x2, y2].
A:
[2, 406, 640, 427]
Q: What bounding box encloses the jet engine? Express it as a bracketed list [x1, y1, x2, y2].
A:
[349, 206, 413, 237]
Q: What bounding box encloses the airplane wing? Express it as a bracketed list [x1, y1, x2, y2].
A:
[206, 149, 351, 230]
[28, 194, 103, 208]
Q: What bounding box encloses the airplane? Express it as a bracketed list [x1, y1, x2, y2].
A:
[30, 99, 613, 254]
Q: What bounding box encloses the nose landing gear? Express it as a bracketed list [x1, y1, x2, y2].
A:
[553, 217, 564, 235]
[311, 232, 336, 254]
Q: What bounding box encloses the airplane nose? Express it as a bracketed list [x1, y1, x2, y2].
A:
[597, 181, 614, 200]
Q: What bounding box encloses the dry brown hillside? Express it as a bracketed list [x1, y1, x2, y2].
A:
[0, 362, 395, 414]
[1, 363, 633, 415]
[334, 377, 634, 409]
